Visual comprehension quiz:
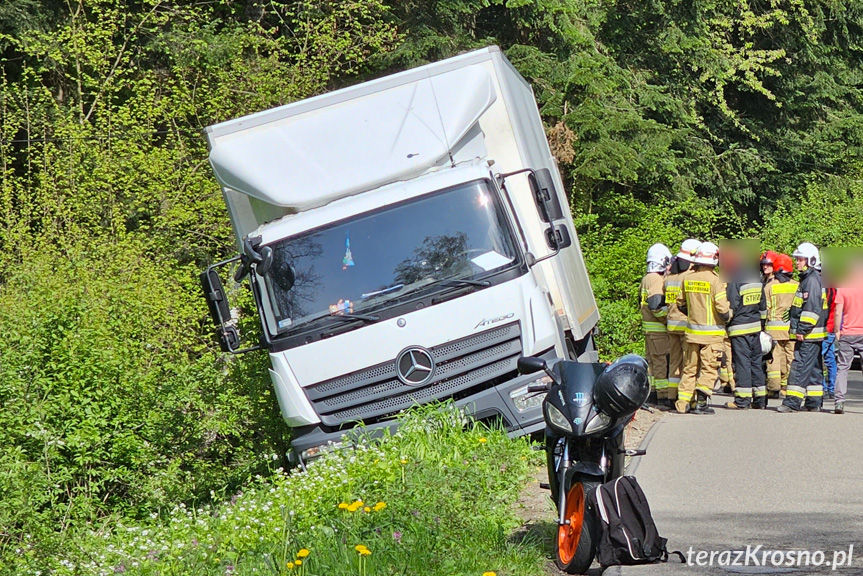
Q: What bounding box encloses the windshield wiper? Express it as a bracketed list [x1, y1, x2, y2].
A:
[327, 312, 380, 323]
[384, 277, 491, 304]
[319, 312, 379, 339]
[439, 278, 491, 288]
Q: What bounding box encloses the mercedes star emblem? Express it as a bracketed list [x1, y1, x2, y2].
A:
[396, 347, 435, 386]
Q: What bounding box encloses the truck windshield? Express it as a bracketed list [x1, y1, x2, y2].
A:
[263, 179, 520, 333]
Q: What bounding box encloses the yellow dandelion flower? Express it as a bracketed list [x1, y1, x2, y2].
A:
[297, 549, 310, 558]
[482, 572, 496, 576]
[295, 560, 302, 566]
[355, 544, 369, 553]
[360, 548, 372, 556]
[338, 502, 349, 510]
[479, 437, 487, 444]
[286, 562, 295, 569]
[373, 501, 386, 511]
[364, 506, 371, 513]
[347, 502, 361, 512]
[400, 459, 407, 464]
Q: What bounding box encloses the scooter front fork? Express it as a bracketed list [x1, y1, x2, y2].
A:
[557, 441, 609, 525]
[557, 441, 570, 526]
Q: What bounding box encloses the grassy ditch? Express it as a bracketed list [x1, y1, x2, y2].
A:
[9, 404, 545, 576]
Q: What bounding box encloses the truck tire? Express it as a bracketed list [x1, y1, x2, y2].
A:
[566, 331, 596, 362]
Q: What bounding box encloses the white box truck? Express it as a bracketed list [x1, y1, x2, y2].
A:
[200, 46, 599, 465]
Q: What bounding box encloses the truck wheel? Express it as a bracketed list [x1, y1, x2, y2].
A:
[565, 336, 579, 360]
[565, 331, 595, 361]
[556, 480, 599, 574]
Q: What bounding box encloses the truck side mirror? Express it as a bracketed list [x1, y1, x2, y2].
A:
[545, 224, 572, 251]
[201, 260, 263, 354]
[201, 267, 232, 329]
[529, 168, 563, 222]
[220, 325, 241, 353]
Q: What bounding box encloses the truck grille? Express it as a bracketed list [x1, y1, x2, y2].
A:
[305, 322, 522, 428]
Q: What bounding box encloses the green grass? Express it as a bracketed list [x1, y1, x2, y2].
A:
[7, 404, 546, 576]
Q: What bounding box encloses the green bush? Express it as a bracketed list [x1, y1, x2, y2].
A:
[6, 404, 543, 576]
[0, 240, 289, 562]
[761, 175, 863, 253]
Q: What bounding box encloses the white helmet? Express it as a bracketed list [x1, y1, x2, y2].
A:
[693, 241, 719, 267]
[647, 243, 673, 272]
[677, 238, 701, 261]
[792, 242, 821, 270]
[760, 331, 775, 356]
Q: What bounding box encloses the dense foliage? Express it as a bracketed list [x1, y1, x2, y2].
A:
[2, 0, 862, 567]
[10, 405, 543, 576]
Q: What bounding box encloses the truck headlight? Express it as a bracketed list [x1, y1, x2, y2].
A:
[545, 403, 572, 435]
[584, 411, 612, 435]
[300, 441, 344, 462]
[509, 375, 552, 412]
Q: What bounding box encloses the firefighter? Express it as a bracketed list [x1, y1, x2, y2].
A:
[719, 337, 735, 393]
[676, 242, 731, 414]
[664, 239, 701, 409]
[641, 243, 673, 405]
[724, 251, 768, 409]
[763, 253, 798, 397]
[778, 242, 827, 413]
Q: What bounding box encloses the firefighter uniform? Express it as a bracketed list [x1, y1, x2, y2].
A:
[665, 268, 689, 401]
[781, 266, 827, 411]
[719, 338, 735, 391]
[726, 277, 768, 408]
[764, 273, 798, 395]
[641, 272, 670, 399]
[676, 265, 731, 413]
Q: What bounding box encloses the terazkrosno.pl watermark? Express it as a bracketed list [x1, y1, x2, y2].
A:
[686, 545, 855, 570]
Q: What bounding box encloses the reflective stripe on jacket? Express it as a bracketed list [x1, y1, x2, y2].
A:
[764, 276, 798, 341]
[676, 267, 731, 344]
[664, 271, 690, 333]
[789, 268, 827, 341]
[726, 279, 766, 337]
[640, 272, 668, 332]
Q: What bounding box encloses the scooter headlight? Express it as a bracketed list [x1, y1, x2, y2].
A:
[583, 410, 613, 435]
[545, 402, 572, 435]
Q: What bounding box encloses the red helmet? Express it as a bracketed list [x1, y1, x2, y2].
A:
[775, 254, 794, 274]
[760, 250, 779, 266]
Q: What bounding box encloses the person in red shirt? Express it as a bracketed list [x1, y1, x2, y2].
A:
[833, 260, 863, 414]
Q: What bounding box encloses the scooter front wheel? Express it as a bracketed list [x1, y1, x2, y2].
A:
[556, 480, 599, 574]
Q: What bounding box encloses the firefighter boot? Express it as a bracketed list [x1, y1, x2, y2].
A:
[692, 391, 715, 415]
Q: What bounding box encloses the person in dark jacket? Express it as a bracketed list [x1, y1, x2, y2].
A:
[724, 260, 768, 409]
[778, 242, 828, 413]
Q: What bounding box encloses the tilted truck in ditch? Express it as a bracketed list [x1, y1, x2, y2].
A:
[200, 46, 599, 465]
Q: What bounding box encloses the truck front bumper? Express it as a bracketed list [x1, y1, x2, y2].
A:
[289, 351, 556, 464]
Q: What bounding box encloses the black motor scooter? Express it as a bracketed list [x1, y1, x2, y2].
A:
[518, 354, 651, 574]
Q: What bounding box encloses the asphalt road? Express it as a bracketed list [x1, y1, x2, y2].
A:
[604, 371, 863, 576]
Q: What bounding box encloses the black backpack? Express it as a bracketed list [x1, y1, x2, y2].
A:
[590, 475, 678, 567]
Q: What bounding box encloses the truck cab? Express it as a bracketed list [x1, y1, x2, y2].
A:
[200, 47, 599, 464]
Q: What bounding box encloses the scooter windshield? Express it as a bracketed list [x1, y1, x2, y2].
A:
[263, 179, 521, 333]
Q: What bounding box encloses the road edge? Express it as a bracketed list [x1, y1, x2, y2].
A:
[624, 411, 667, 476]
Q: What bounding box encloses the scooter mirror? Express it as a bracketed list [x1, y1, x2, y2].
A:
[517, 356, 547, 375]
